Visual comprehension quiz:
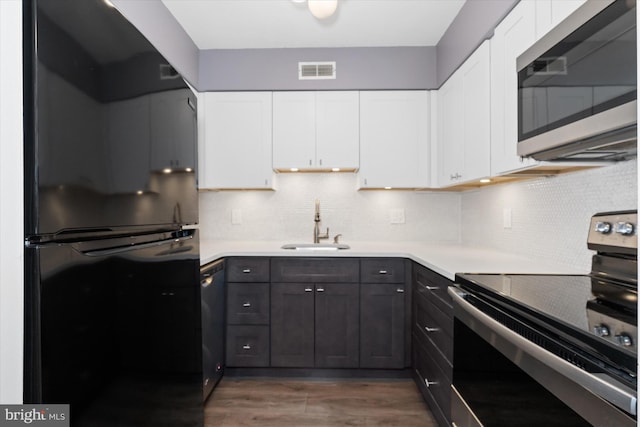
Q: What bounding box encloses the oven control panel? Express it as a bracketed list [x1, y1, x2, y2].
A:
[587, 300, 637, 355]
[588, 211, 637, 253]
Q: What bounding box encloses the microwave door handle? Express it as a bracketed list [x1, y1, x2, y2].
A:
[448, 287, 638, 419]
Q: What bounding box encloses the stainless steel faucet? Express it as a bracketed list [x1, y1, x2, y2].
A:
[313, 199, 329, 244]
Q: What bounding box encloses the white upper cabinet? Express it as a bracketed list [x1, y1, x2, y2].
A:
[272, 91, 359, 170]
[437, 40, 491, 187]
[359, 91, 430, 189]
[536, 0, 587, 38]
[490, 0, 540, 176]
[199, 92, 273, 189]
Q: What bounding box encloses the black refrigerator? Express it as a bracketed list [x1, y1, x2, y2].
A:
[22, 0, 203, 425]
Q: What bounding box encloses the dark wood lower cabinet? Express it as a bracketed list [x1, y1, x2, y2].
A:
[360, 283, 405, 369]
[315, 283, 360, 368]
[270, 283, 315, 367]
[271, 282, 360, 368]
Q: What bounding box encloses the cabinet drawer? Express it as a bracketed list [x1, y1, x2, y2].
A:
[227, 258, 270, 282]
[226, 325, 269, 367]
[227, 283, 269, 325]
[413, 334, 451, 419]
[415, 292, 453, 363]
[271, 258, 359, 283]
[361, 258, 406, 283]
[413, 264, 452, 315]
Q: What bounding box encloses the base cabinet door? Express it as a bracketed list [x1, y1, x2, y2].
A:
[270, 283, 315, 367]
[315, 283, 360, 368]
[360, 283, 405, 368]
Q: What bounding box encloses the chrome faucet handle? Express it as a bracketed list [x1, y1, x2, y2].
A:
[333, 234, 342, 244]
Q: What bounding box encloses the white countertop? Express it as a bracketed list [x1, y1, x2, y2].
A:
[200, 240, 586, 281]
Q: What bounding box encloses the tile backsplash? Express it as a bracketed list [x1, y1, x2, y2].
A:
[198, 159, 637, 271]
[198, 173, 462, 243]
[460, 159, 638, 271]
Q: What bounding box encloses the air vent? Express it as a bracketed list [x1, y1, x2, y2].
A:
[527, 56, 567, 76]
[298, 62, 336, 80]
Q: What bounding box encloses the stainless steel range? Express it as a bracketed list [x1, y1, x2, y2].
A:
[450, 211, 637, 427]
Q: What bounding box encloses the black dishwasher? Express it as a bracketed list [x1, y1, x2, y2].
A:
[201, 259, 225, 401]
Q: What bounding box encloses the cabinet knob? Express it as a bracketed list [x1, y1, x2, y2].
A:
[242, 268, 251, 273]
[316, 287, 325, 292]
[425, 285, 440, 291]
[378, 270, 388, 275]
[201, 276, 213, 287]
[242, 302, 252, 308]
[304, 287, 313, 292]
[424, 326, 440, 333]
[242, 345, 251, 350]
[396, 288, 404, 293]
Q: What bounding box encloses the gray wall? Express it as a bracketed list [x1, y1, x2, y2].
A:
[437, 0, 518, 86]
[112, 0, 519, 91]
[198, 47, 436, 91]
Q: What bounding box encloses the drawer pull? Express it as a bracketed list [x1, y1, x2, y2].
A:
[424, 326, 440, 333]
[242, 268, 252, 273]
[304, 287, 313, 292]
[242, 302, 251, 308]
[201, 277, 213, 288]
[316, 287, 325, 292]
[242, 345, 251, 350]
[396, 288, 404, 293]
[378, 270, 388, 274]
[425, 378, 439, 388]
[425, 285, 440, 291]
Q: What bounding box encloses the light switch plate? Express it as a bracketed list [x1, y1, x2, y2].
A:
[390, 208, 405, 224]
[232, 209, 243, 225]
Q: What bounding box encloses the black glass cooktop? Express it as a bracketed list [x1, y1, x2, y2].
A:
[455, 274, 637, 377]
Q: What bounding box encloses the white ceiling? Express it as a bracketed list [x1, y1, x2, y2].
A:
[161, 0, 466, 50]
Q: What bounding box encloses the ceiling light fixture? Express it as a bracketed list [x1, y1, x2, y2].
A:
[293, 0, 338, 20]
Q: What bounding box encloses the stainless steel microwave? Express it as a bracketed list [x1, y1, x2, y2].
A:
[517, 0, 637, 161]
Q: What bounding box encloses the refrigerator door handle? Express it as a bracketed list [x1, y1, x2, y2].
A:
[82, 234, 194, 257]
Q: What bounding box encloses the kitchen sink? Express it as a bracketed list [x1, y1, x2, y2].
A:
[281, 243, 350, 251]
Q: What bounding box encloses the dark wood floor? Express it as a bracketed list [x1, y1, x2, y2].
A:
[204, 378, 438, 426]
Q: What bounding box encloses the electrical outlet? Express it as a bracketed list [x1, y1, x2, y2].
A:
[390, 208, 405, 224]
[503, 208, 512, 229]
[231, 209, 242, 225]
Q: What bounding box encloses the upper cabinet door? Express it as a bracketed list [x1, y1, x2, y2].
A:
[359, 91, 430, 189]
[315, 91, 359, 170]
[272, 91, 359, 170]
[272, 92, 316, 170]
[437, 40, 491, 187]
[490, 0, 539, 176]
[199, 92, 273, 189]
[461, 40, 491, 183]
[536, 0, 587, 38]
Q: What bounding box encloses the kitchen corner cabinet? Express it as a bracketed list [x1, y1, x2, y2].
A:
[437, 40, 491, 187]
[199, 92, 274, 189]
[359, 91, 431, 189]
[412, 262, 453, 427]
[270, 258, 360, 368]
[272, 91, 359, 171]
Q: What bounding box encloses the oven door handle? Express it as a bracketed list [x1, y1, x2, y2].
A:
[448, 286, 637, 420]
